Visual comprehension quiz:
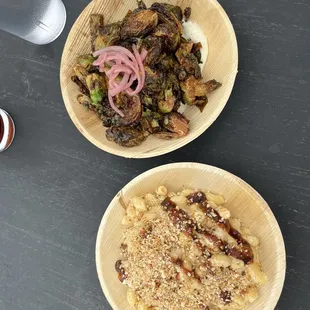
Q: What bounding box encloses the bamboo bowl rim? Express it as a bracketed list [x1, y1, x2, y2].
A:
[60, 0, 238, 158]
[96, 162, 286, 310]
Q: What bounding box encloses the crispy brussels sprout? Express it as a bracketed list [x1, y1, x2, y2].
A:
[140, 35, 163, 66]
[163, 112, 189, 136]
[86, 73, 107, 105]
[158, 88, 176, 113]
[112, 93, 142, 126]
[77, 54, 96, 70]
[121, 10, 158, 40]
[150, 3, 183, 34]
[176, 42, 201, 79]
[144, 66, 165, 94]
[106, 126, 148, 147]
[153, 23, 180, 52]
[160, 3, 183, 21]
[180, 76, 222, 111]
[93, 22, 121, 51]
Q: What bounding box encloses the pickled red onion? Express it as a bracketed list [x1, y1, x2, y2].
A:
[93, 45, 147, 117]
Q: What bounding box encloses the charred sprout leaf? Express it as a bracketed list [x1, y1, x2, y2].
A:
[160, 3, 183, 21]
[72, 75, 89, 96]
[140, 35, 163, 66]
[184, 7, 192, 22]
[136, 0, 147, 10]
[144, 66, 165, 94]
[180, 76, 222, 110]
[153, 23, 180, 52]
[204, 79, 223, 94]
[176, 42, 201, 79]
[77, 54, 96, 70]
[73, 65, 89, 87]
[77, 94, 92, 109]
[112, 93, 142, 126]
[93, 22, 121, 51]
[106, 126, 148, 147]
[158, 88, 176, 113]
[90, 14, 104, 51]
[121, 10, 158, 40]
[163, 112, 189, 136]
[150, 3, 183, 34]
[86, 73, 107, 105]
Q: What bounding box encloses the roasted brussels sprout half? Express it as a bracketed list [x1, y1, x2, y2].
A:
[150, 3, 183, 34]
[160, 3, 183, 21]
[112, 93, 142, 126]
[86, 73, 107, 105]
[180, 76, 222, 111]
[176, 42, 201, 79]
[106, 126, 148, 147]
[163, 112, 189, 136]
[121, 10, 158, 40]
[92, 22, 121, 51]
[153, 23, 180, 52]
[140, 35, 164, 66]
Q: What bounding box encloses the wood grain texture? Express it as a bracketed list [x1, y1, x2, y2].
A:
[96, 163, 286, 310]
[60, 0, 238, 158]
[0, 0, 309, 309]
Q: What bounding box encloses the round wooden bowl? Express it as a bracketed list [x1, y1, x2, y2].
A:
[96, 163, 286, 310]
[60, 0, 238, 158]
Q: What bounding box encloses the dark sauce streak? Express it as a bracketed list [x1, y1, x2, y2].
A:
[165, 192, 254, 264]
[161, 197, 176, 210]
[187, 191, 206, 204]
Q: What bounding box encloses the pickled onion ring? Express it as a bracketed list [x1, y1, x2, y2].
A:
[93, 45, 147, 117]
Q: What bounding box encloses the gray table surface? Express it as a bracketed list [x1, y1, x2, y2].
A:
[0, 0, 309, 309]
